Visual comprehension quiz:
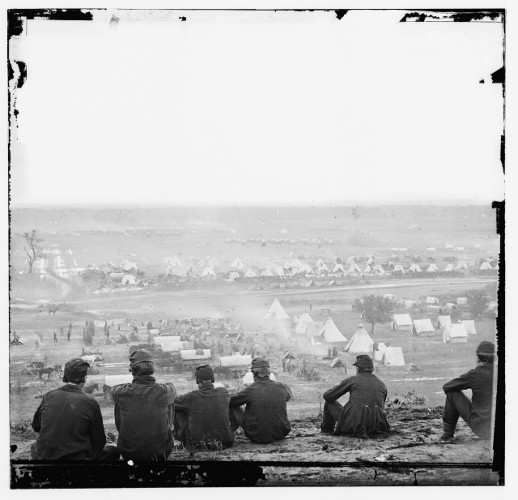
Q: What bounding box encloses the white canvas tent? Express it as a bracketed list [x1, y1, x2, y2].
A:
[220, 354, 252, 367]
[457, 297, 468, 305]
[244, 269, 257, 278]
[426, 297, 440, 304]
[393, 264, 405, 274]
[392, 314, 413, 331]
[444, 263, 455, 272]
[435, 315, 452, 329]
[201, 266, 216, 278]
[363, 265, 372, 274]
[442, 324, 469, 343]
[333, 263, 346, 274]
[344, 325, 374, 354]
[121, 274, 136, 286]
[180, 349, 212, 360]
[156, 337, 187, 352]
[295, 313, 314, 335]
[231, 257, 245, 269]
[382, 347, 405, 366]
[261, 268, 274, 277]
[456, 261, 468, 270]
[264, 298, 290, 320]
[347, 263, 362, 275]
[480, 262, 492, 271]
[373, 342, 389, 362]
[461, 320, 477, 335]
[427, 264, 438, 273]
[411, 318, 435, 336]
[373, 265, 386, 276]
[408, 264, 422, 273]
[317, 318, 348, 344]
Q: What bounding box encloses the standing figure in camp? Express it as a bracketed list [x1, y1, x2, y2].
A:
[53, 331, 58, 345]
[173, 365, 234, 451]
[321, 354, 389, 438]
[229, 357, 292, 444]
[440, 341, 496, 443]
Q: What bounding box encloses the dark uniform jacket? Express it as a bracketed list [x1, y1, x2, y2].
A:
[31, 384, 106, 460]
[443, 363, 494, 438]
[230, 378, 292, 443]
[112, 375, 176, 460]
[175, 382, 234, 448]
[323, 372, 389, 437]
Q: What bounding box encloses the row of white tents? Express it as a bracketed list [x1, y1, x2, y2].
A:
[392, 313, 476, 343]
[164, 254, 497, 279]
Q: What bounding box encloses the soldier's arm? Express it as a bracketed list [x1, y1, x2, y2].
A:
[281, 383, 293, 402]
[229, 387, 252, 407]
[443, 370, 472, 393]
[323, 378, 352, 402]
[31, 400, 43, 432]
[89, 402, 107, 451]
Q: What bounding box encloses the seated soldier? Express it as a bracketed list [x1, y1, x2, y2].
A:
[31, 358, 119, 461]
[173, 365, 234, 450]
[441, 341, 496, 443]
[112, 350, 176, 461]
[229, 357, 292, 444]
[321, 354, 389, 438]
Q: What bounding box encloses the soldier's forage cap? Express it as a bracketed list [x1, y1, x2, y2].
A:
[195, 365, 214, 381]
[130, 350, 153, 366]
[251, 357, 270, 369]
[63, 358, 90, 383]
[476, 341, 495, 357]
[353, 355, 374, 368]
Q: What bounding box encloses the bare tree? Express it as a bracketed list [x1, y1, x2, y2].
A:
[23, 229, 42, 274]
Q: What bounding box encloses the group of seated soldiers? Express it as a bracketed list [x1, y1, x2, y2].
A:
[30, 341, 496, 461]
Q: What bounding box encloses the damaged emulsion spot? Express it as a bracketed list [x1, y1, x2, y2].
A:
[8, 61, 27, 89]
[400, 10, 503, 23]
[8, 8, 94, 37]
[179, 16, 187, 22]
[334, 10, 348, 21]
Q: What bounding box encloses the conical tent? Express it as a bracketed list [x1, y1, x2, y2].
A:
[317, 318, 347, 344]
[333, 263, 346, 274]
[261, 268, 274, 277]
[244, 269, 257, 278]
[427, 264, 438, 272]
[201, 266, 216, 277]
[408, 264, 422, 273]
[445, 263, 455, 272]
[344, 326, 374, 354]
[456, 261, 468, 270]
[480, 262, 492, 270]
[264, 298, 290, 320]
[231, 257, 245, 269]
[295, 313, 314, 335]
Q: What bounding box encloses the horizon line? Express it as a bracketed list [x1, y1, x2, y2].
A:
[9, 199, 500, 209]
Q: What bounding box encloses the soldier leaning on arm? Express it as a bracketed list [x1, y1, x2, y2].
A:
[173, 365, 234, 451]
[112, 350, 176, 461]
[440, 341, 496, 443]
[321, 354, 390, 438]
[229, 357, 292, 444]
[31, 359, 119, 461]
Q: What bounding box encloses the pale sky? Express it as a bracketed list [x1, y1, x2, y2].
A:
[9, 9, 505, 207]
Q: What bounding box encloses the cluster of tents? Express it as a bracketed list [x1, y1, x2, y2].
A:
[263, 298, 407, 367]
[161, 252, 498, 282]
[391, 312, 477, 343]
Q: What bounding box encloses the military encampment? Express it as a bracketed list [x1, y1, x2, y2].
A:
[8, 7, 504, 488]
